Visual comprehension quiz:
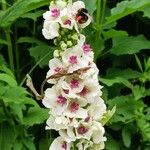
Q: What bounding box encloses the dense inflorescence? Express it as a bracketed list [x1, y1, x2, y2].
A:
[42, 0, 107, 149]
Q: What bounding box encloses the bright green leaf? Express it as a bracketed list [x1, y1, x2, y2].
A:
[103, 29, 128, 40]
[23, 107, 49, 126]
[0, 0, 49, 27]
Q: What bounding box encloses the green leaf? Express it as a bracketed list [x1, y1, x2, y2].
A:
[135, 54, 143, 72]
[122, 127, 131, 148]
[0, 38, 8, 45]
[110, 35, 150, 55]
[17, 37, 46, 45]
[107, 96, 144, 123]
[100, 77, 133, 88]
[103, 29, 128, 40]
[0, 122, 17, 150]
[23, 107, 49, 126]
[142, 6, 150, 18]
[105, 134, 120, 150]
[29, 45, 54, 68]
[83, 0, 97, 15]
[104, 0, 150, 26]
[23, 138, 36, 150]
[21, 10, 45, 21]
[0, 73, 17, 86]
[0, 0, 49, 28]
[101, 106, 116, 125]
[106, 68, 141, 80]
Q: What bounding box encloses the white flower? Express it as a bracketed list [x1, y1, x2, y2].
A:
[59, 127, 76, 142]
[88, 97, 106, 121]
[42, 21, 60, 39]
[46, 115, 69, 130]
[91, 121, 107, 144]
[64, 101, 88, 118]
[42, 86, 67, 116]
[49, 136, 71, 150]
[62, 45, 89, 73]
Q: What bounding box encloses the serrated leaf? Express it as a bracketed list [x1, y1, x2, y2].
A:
[107, 96, 144, 123]
[0, 0, 49, 27]
[103, 29, 128, 40]
[29, 45, 54, 68]
[122, 127, 131, 148]
[110, 35, 150, 55]
[104, 0, 150, 26]
[23, 107, 49, 126]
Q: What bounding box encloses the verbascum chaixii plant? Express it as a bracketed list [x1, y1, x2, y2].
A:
[42, 0, 112, 149]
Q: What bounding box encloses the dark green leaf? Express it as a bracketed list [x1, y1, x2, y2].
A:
[29, 45, 54, 68]
[17, 37, 46, 45]
[122, 127, 131, 148]
[0, 122, 17, 150]
[110, 35, 150, 55]
[104, 0, 150, 26]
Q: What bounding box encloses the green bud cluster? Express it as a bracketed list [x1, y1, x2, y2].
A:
[54, 27, 79, 50]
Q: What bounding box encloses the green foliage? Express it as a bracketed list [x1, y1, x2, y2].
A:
[0, 0, 49, 27]
[110, 35, 150, 55]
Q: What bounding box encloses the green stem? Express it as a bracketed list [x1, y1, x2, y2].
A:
[96, 0, 101, 25]
[15, 27, 20, 81]
[101, 0, 107, 25]
[5, 28, 15, 72]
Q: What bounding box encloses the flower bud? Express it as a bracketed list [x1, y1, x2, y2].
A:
[53, 50, 60, 57]
[60, 42, 67, 49]
[67, 41, 73, 47]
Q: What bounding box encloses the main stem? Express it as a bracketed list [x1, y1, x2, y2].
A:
[5, 28, 15, 72]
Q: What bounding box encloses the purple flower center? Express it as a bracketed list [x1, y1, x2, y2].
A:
[69, 55, 77, 64]
[77, 126, 88, 134]
[57, 95, 66, 105]
[54, 67, 61, 73]
[82, 44, 92, 53]
[63, 19, 72, 26]
[69, 102, 79, 112]
[51, 8, 60, 18]
[62, 141, 67, 149]
[78, 87, 88, 97]
[70, 79, 79, 89]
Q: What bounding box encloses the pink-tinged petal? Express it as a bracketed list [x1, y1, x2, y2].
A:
[82, 44, 92, 53]
[63, 19, 72, 26]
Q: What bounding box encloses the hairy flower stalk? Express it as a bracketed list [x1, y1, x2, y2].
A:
[42, 0, 110, 149]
